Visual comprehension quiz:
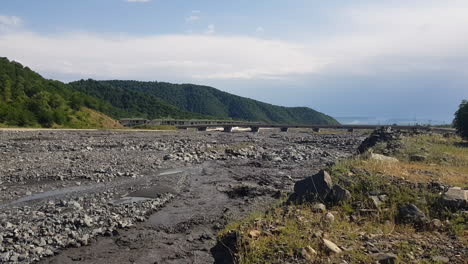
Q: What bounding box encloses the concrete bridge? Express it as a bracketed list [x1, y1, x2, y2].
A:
[175, 123, 454, 133]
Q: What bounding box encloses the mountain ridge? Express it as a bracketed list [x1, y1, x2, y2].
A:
[70, 80, 339, 125]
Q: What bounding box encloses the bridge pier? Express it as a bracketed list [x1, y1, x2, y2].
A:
[347, 128, 354, 132]
[223, 126, 233, 132]
[280, 127, 289, 132]
[250, 127, 260, 133]
[197, 127, 208, 132]
[313, 128, 321, 133]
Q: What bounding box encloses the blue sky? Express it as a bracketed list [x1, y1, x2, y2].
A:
[1, 0, 468, 123]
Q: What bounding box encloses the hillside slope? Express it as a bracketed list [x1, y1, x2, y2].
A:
[0, 57, 121, 128]
[70, 80, 212, 120]
[72, 80, 339, 125]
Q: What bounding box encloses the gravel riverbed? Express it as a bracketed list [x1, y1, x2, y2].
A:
[0, 128, 366, 263]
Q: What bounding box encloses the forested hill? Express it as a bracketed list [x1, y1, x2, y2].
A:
[0, 57, 122, 128]
[71, 80, 339, 125]
[69, 80, 212, 120]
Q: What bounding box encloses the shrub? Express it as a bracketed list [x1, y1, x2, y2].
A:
[453, 100, 468, 140]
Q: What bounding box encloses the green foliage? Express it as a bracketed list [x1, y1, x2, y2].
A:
[70, 79, 213, 120]
[0, 57, 117, 128]
[70, 80, 339, 125]
[453, 100, 468, 140]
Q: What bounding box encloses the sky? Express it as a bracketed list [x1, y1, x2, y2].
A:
[1, 0, 468, 124]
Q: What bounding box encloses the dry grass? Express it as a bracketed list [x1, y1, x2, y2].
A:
[64, 107, 123, 129]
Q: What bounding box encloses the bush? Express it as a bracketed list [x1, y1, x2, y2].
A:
[454, 100, 468, 140]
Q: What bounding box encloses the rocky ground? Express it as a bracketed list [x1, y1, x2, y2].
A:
[216, 129, 467, 264]
[0, 128, 365, 263]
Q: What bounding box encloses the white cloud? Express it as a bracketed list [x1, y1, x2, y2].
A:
[185, 16, 200, 22]
[0, 15, 22, 26]
[256, 26, 264, 33]
[0, 32, 326, 81]
[205, 24, 215, 35]
[0, 15, 23, 33]
[0, 1, 467, 82]
[192, 10, 201, 14]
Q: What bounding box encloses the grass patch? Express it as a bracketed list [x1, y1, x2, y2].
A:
[218, 133, 468, 263]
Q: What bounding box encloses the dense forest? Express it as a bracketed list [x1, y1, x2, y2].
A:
[0, 57, 121, 128]
[71, 80, 339, 125]
[70, 80, 211, 120]
[0, 57, 339, 128]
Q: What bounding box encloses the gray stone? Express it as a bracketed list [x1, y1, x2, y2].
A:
[291, 170, 333, 203]
[442, 187, 468, 209]
[431, 255, 449, 263]
[323, 212, 335, 223]
[369, 153, 399, 163]
[301, 246, 317, 261]
[370, 195, 383, 208]
[322, 239, 342, 254]
[0, 252, 11, 262]
[329, 184, 351, 204]
[410, 154, 426, 162]
[397, 204, 429, 227]
[374, 253, 398, 264]
[311, 203, 326, 213]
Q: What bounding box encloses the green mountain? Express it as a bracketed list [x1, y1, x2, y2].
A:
[0, 57, 338, 127]
[71, 80, 339, 125]
[69, 79, 212, 120]
[0, 57, 122, 128]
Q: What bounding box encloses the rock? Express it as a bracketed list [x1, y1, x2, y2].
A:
[431, 255, 449, 263]
[69, 201, 82, 210]
[323, 212, 335, 223]
[43, 249, 54, 256]
[291, 170, 333, 203]
[0, 252, 11, 262]
[358, 127, 401, 154]
[328, 184, 351, 204]
[430, 219, 443, 229]
[311, 203, 326, 213]
[322, 239, 342, 254]
[409, 154, 426, 162]
[369, 153, 399, 163]
[442, 187, 468, 209]
[271, 157, 283, 162]
[33, 246, 45, 256]
[301, 246, 317, 261]
[397, 204, 429, 227]
[373, 253, 398, 264]
[248, 230, 261, 239]
[83, 214, 93, 227]
[370, 195, 384, 209]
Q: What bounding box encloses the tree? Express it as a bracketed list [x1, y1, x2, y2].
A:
[2, 76, 12, 103]
[454, 100, 468, 140]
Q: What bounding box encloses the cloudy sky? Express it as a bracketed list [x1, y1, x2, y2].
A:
[1, 0, 468, 123]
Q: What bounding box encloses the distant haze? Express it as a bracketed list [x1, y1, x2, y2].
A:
[1, 0, 467, 123]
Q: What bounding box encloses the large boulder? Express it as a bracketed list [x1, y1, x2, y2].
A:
[442, 187, 468, 209]
[358, 127, 403, 155]
[397, 204, 429, 228]
[328, 185, 352, 204]
[292, 170, 333, 203]
[289, 170, 351, 204]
